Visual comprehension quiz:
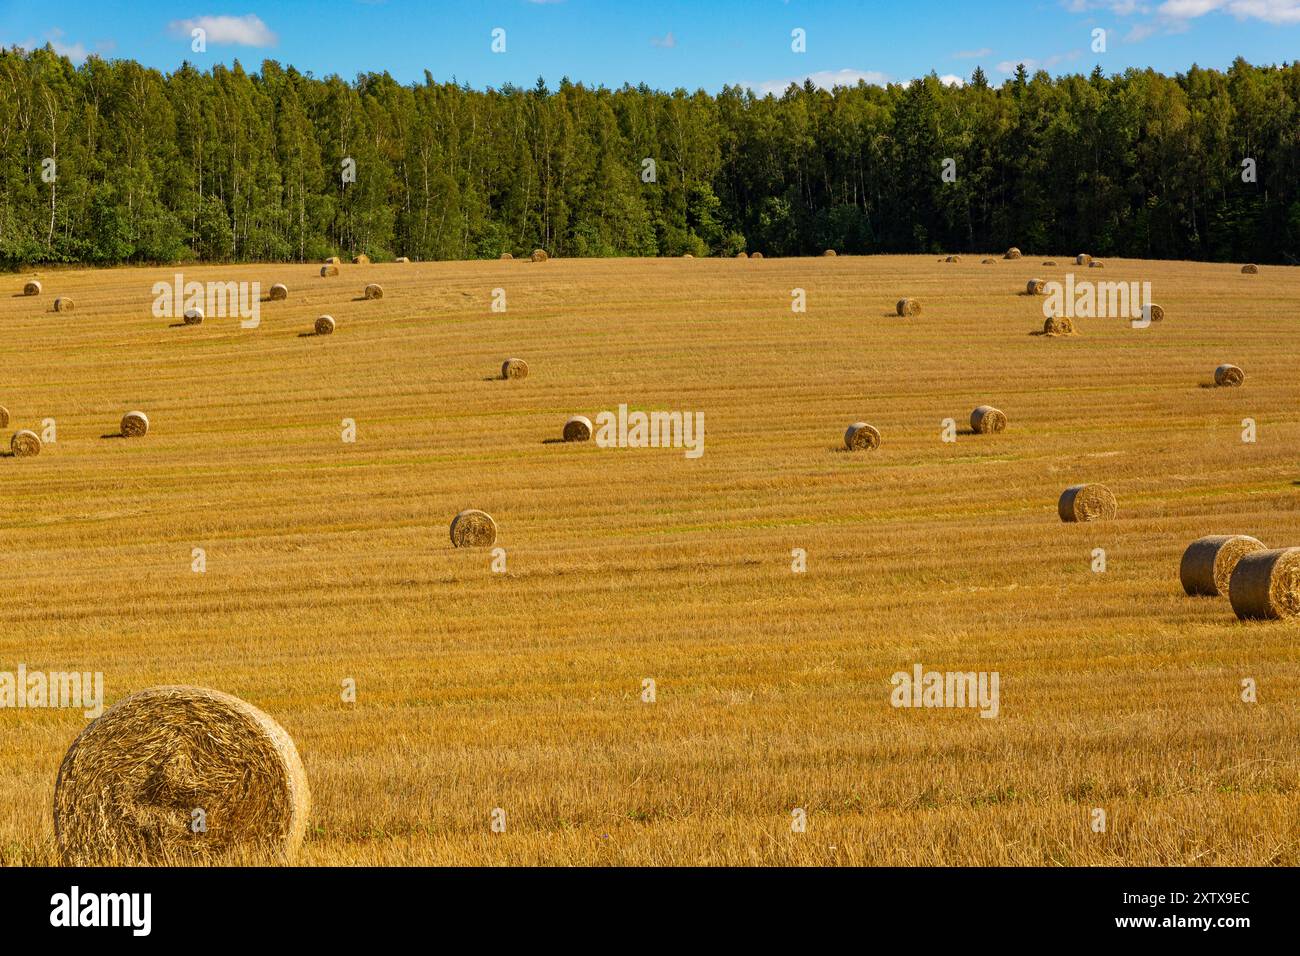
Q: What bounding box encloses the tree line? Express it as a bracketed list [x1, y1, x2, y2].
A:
[1, 47, 1297, 267]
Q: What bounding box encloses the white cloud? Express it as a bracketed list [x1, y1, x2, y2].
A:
[939, 74, 966, 86]
[746, 68, 890, 95]
[650, 32, 676, 49]
[46, 28, 87, 62]
[167, 14, 277, 47]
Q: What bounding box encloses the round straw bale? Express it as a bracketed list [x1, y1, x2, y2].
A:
[1058, 483, 1116, 522]
[896, 297, 921, 316]
[823, 249, 836, 257]
[1180, 535, 1266, 597]
[982, 258, 997, 264]
[268, 283, 288, 301]
[0, 405, 8, 429]
[1214, 364, 1244, 387]
[844, 422, 881, 451]
[735, 252, 748, 259]
[751, 252, 763, 259]
[352, 254, 370, 265]
[500, 252, 514, 260]
[1075, 254, 1092, 266]
[363, 283, 384, 299]
[501, 358, 528, 380]
[395, 256, 410, 263]
[944, 255, 962, 263]
[121, 411, 149, 438]
[1089, 260, 1105, 268]
[1026, 278, 1046, 295]
[450, 509, 497, 548]
[1241, 264, 1258, 274]
[563, 415, 593, 442]
[324, 256, 341, 265]
[11, 429, 41, 457]
[320, 265, 339, 278]
[1229, 548, 1300, 620]
[183, 307, 204, 325]
[1042, 260, 1057, 266]
[54, 296, 74, 312]
[682, 253, 694, 258]
[970, 405, 1007, 434]
[531, 249, 549, 262]
[1004, 247, 1022, 260]
[53, 685, 310, 866]
[23, 280, 41, 296]
[1143, 303, 1165, 323]
[314, 315, 335, 336]
[1043, 314, 1075, 336]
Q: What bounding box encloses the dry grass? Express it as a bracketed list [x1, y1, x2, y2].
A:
[0, 255, 1295, 867]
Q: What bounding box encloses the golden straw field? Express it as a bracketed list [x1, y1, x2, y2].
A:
[1, 254, 1296, 865]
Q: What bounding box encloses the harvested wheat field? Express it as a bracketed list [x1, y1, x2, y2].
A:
[0, 254, 1295, 867]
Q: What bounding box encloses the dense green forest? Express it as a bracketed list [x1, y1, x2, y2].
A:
[2, 46, 1298, 266]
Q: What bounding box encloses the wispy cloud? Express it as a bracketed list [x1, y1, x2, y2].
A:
[650, 32, 676, 49]
[1064, 0, 1300, 44]
[7, 28, 96, 63]
[745, 68, 890, 95]
[167, 14, 277, 47]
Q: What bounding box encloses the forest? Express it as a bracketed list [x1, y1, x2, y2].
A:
[1, 46, 1297, 266]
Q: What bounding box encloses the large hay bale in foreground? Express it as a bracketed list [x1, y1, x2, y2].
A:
[1004, 247, 1022, 260]
[1043, 315, 1075, 336]
[120, 411, 149, 438]
[1241, 264, 1258, 274]
[1180, 535, 1267, 597]
[0, 406, 8, 429]
[363, 283, 384, 300]
[11, 429, 41, 457]
[970, 405, 1007, 434]
[1026, 278, 1046, 295]
[896, 297, 921, 316]
[844, 422, 881, 451]
[268, 283, 288, 301]
[1214, 364, 1244, 387]
[352, 254, 370, 265]
[23, 280, 41, 296]
[501, 358, 528, 380]
[53, 685, 310, 865]
[320, 265, 339, 278]
[54, 296, 74, 312]
[1075, 254, 1092, 266]
[1058, 483, 1116, 523]
[450, 509, 498, 548]
[1229, 548, 1300, 620]
[183, 307, 204, 325]
[314, 315, 335, 336]
[563, 415, 593, 442]
[531, 249, 549, 263]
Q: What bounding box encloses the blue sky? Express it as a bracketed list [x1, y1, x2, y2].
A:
[3, 1, 1299, 90]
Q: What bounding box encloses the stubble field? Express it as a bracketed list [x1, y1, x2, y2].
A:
[1, 253, 1296, 865]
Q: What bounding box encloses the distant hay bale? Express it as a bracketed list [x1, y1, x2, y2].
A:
[844, 422, 881, 452]
[1143, 303, 1165, 323]
[563, 415, 593, 442]
[53, 685, 310, 866]
[352, 254, 370, 265]
[751, 252, 763, 259]
[320, 265, 339, 278]
[10, 429, 41, 457]
[823, 249, 836, 257]
[54, 296, 74, 312]
[501, 358, 528, 380]
[120, 411, 149, 438]
[1075, 254, 1092, 266]
[1214, 364, 1244, 387]
[682, 253, 694, 258]
[1042, 260, 1057, 266]
[449, 509, 497, 548]
[735, 252, 748, 259]
[324, 257, 341, 265]
[1004, 247, 1022, 260]
[314, 315, 335, 336]
[183, 307, 204, 325]
[1241, 264, 1258, 274]
[982, 258, 997, 264]
[1089, 260, 1105, 269]
[1058, 483, 1116, 523]
[531, 249, 549, 263]
[500, 253, 514, 260]
[1042, 314, 1075, 336]
[363, 283, 384, 299]
[23, 280, 41, 296]
[1229, 548, 1300, 620]
[1026, 278, 1046, 295]
[944, 255, 962, 263]
[1180, 535, 1266, 597]
[970, 405, 1007, 434]
[268, 283, 288, 301]
[395, 256, 410, 263]
[896, 297, 921, 316]
[0, 406, 8, 429]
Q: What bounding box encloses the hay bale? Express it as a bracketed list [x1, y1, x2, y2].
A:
[352, 254, 370, 265]
[1229, 548, 1300, 620]
[500, 253, 514, 260]
[1089, 260, 1105, 269]
[1043, 315, 1075, 336]
[501, 358, 528, 380]
[563, 415, 593, 442]
[183, 307, 204, 325]
[268, 283, 288, 301]
[121, 411, 149, 438]
[395, 256, 410, 263]
[735, 252, 748, 259]
[751, 252, 763, 259]
[1075, 254, 1092, 266]
[1144, 303, 1165, 323]
[23, 280, 41, 296]
[1042, 260, 1057, 266]
[324, 256, 341, 265]
[896, 297, 921, 317]
[1004, 247, 1022, 260]
[314, 315, 335, 336]
[823, 249, 836, 257]
[10, 429, 41, 457]
[0, 406, 8, 429]
[970, 405, 1007, 434]
[1214, 364, 1244, 387]
[1026, 278, 1046, 295]
[1058, 483, 1116, 523]
[944, 255, 962, 263]
[363, 283, 384, 300]
[982, 258, 997, 264]
[53, 685, 310, 865]
[683, 253, 694, 258]
[450, 509, 497, 548]
[531, 249, 549, 263]
[844, 422, 881, 451]
[320, 265, 339, 278]
[1241, 264, 1258, 274]
[54, 296, 74, 312]
[1180, 535, 1267, 597]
